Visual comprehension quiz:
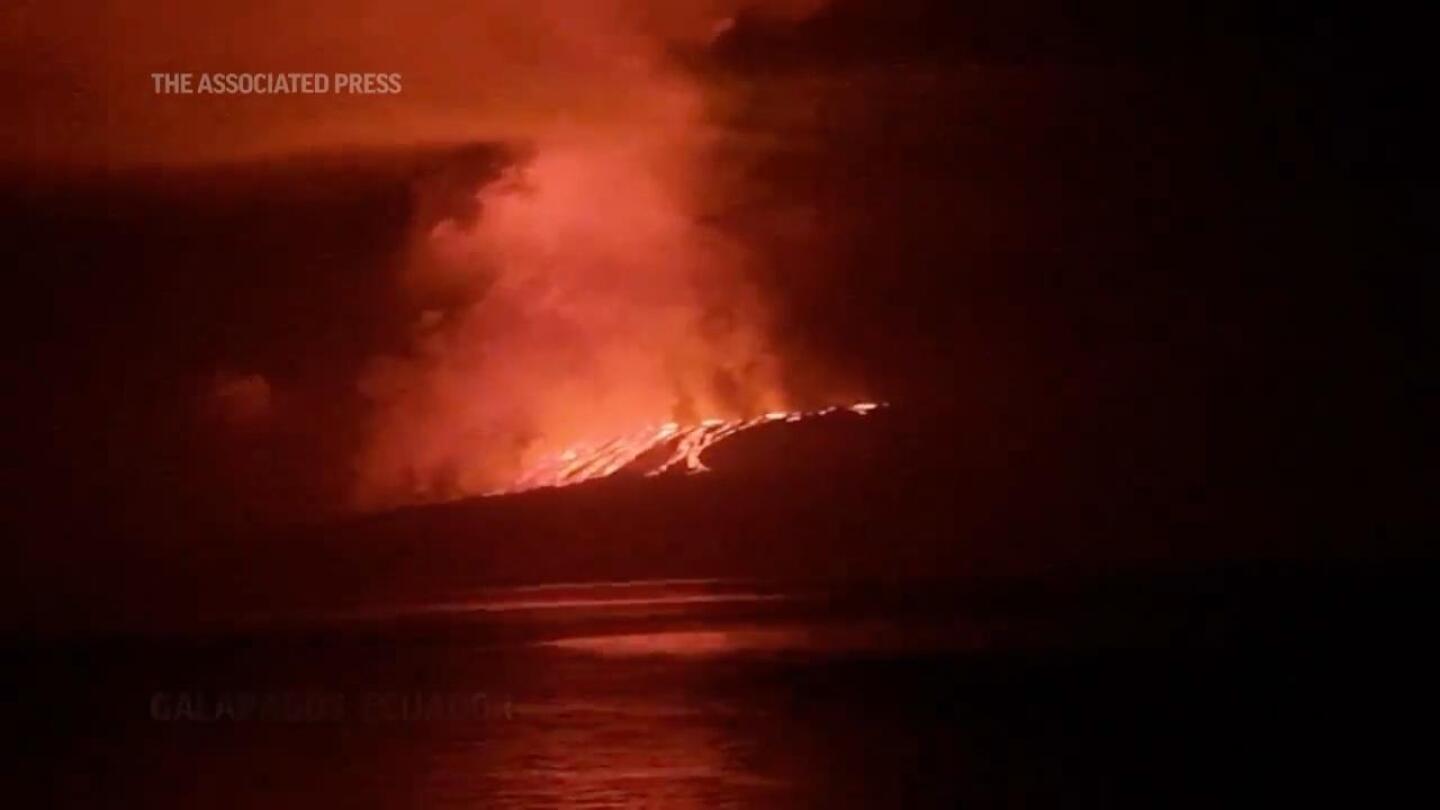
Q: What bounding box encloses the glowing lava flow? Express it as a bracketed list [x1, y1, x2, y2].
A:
[490, 403, 885, 495]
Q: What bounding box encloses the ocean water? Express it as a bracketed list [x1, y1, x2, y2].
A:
[12, 575, 1414, 807]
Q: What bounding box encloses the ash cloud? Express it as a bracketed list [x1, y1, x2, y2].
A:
[350, 3, 831, 507]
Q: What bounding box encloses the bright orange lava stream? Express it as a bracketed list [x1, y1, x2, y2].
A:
[489, 402, 883, 495]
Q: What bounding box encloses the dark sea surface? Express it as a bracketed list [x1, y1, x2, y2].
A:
[12, 568, 1432, 807]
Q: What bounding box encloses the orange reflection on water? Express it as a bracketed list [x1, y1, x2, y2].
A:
[426, 698, 788, 807]
[540, 627, 807, 657]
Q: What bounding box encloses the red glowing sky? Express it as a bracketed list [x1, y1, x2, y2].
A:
[2, 0, 826, 167]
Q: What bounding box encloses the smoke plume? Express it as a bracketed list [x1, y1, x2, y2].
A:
[340, 2, 827, 506]
[6, 0, 834, 509]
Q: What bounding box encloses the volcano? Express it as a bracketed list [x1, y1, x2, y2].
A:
[493, 402, 884, 495]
